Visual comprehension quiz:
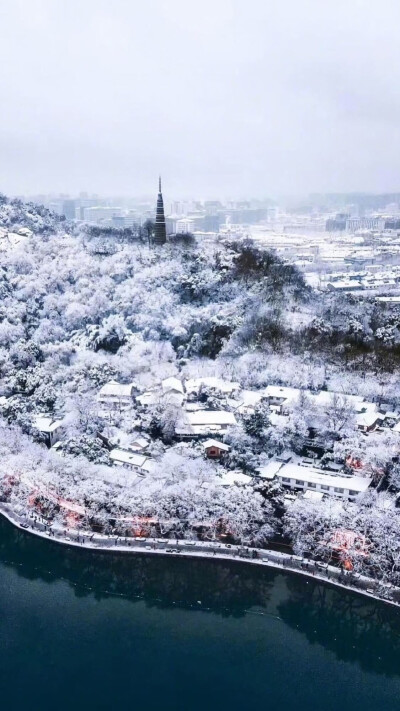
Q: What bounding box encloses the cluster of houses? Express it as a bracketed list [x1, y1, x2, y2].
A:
[263, 384, 391, 433]
[97, 377, 390, 436]
[24, 374, 400, 501]
[324, 265, 400, 295]
[98, 376, 241, 437]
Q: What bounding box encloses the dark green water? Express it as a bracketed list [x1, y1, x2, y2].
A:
[1, 518, 400, 711]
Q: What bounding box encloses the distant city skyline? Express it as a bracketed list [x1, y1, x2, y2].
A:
[14, 189, 400, 209]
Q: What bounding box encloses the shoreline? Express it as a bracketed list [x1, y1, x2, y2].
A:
[1, 503, 399, 610]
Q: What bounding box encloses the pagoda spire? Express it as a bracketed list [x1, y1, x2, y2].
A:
[153, 175, 167, 245]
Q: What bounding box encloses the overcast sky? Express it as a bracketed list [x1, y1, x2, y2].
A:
[1, 0, 400, 199]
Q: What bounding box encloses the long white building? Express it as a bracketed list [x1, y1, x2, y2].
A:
[275, 462, 371, 501]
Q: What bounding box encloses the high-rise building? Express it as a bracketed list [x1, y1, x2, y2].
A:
[170, 201, 183, 215]
[78, 198, 100, 220]
[112, 213, 138, 229]
[204, 200, 222, 213]
[203, 214, 221, 232]
[153, 176, 167, 245]
[62, 199, 76, 220]
[83, 206, 122, 223]
[176, 217, 195, 233]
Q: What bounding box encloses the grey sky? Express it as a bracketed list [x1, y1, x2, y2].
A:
[1, 0, 400, 198]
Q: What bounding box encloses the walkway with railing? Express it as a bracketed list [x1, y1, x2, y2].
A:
[2, 502, 399, 608]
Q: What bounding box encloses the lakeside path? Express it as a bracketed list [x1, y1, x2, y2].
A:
[1, 502, 399, 609]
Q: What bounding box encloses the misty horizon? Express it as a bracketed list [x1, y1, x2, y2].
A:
[12, 189, 400, 206]
[1, 1, 400, 197]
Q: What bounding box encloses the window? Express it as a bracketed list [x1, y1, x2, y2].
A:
[281, 477, 290, 483]
[349, 490, 358, 496]
[321, 485, 329, 491]
[295, 480, 304, 485]
[334, 487, 344, 493]
[308, 483, 316, 488]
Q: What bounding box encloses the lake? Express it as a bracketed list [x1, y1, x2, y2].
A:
[0, 517, 400, 711]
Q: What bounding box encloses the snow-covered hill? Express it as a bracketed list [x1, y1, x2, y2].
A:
[0, 193, 67, 234]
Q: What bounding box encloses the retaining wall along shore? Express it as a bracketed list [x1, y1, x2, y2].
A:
[1, 502, 399, 608]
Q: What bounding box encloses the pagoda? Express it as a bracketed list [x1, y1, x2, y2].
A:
[153, 176, 167, 245]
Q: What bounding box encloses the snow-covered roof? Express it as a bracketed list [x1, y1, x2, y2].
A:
[327, 280, 363, 289]
[256, 460, 283, 479]
[356, 411, 381, 428]
[313, 390, 364, 407]
[136, 389, 184, 408]
[129, 436, 149, 450]
[109, 448, 150, 470]
[162, 377, 184, 394]
[383, 411, 398, 420]
[176, 410, 237, 436]
[187, 411, 237, 426]
[99, 380, 136, 398]
[240, 390, 264, 406]
[278, 463, 372, 492]
[202, 439, 230, 451]
[216, 471, 252, 486]
[264, 385, 299, 402]
[33, 415, 64, 433]
[136, 391, 158, 407]
[229, 390, 264, 413]
[185, 377, 240, 394]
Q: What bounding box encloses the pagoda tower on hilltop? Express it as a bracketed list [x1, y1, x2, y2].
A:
[153, 176, 167, 245]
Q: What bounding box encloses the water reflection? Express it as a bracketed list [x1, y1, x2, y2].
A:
[278, 576, 400, 676]
[1, 517, 400, 677]
[0, 519, 275, 615]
